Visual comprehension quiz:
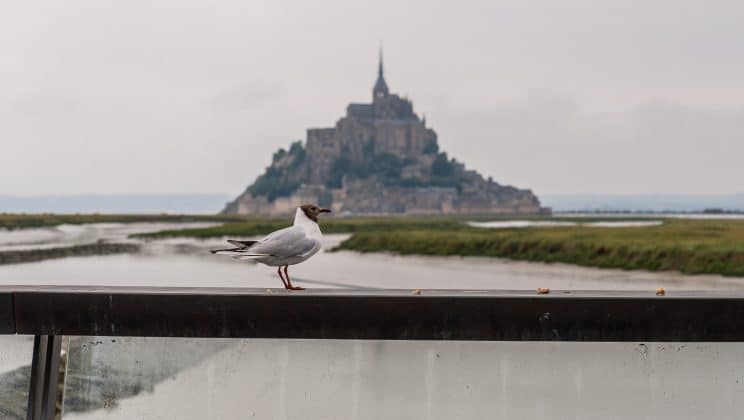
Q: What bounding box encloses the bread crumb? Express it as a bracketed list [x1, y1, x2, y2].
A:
[412, 289, 422, 295]
[537, 288, 550, 295]
[656, 288, 665, 296]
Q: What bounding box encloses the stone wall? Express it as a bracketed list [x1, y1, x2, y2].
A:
[306, 128, 339, 184]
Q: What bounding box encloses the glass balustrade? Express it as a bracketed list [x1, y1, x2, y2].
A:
[53, 338, 744, 420]
[0, 335, 35, 420]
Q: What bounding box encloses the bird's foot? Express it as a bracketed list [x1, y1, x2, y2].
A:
[287, 285, 305, 291]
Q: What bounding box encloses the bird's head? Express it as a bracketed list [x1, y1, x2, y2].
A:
[299, 204, 331, 223]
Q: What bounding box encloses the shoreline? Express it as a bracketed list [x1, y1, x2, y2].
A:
[0, 242, 140, 266]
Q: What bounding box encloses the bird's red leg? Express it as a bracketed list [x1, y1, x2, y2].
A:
[277, 266, 289, 289]
[284, 265, 304, 291]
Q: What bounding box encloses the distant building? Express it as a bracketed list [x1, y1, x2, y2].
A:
[223, 51, 548, 216]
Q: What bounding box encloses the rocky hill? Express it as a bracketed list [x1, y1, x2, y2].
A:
[223, 54, 547, 216]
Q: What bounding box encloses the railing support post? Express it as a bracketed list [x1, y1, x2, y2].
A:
[26, 335, 62, 420]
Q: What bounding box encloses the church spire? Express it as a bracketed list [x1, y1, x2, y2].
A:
[373, 46, 389, 99]
[378, 46, 384, 78]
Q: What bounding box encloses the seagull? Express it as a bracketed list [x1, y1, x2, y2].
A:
[211, 204, 331, 290]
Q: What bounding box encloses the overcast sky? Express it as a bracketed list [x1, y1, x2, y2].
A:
[2, 0, 743, 197]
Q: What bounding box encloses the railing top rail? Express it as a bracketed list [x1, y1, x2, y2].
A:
[3, 285, 744, 298]
[3, 286, 744, 341]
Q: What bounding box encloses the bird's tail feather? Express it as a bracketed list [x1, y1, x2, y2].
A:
[234, 254, 268, 260]
[211, 248, 269, 259]
[212, 239, 266, 259]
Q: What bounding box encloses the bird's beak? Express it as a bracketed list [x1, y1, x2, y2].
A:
[319, 208, 332, 214]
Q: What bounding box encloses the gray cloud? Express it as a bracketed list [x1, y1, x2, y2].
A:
[1, 0, 743, 196]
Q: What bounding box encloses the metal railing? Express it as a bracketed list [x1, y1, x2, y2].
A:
[3, 286, 744, 419]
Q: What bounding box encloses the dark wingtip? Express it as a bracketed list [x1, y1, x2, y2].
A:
[211, 247, 240, 254]
[228, 239, 257, 248]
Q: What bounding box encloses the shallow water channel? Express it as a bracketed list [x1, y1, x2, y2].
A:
[0, 222, 742, 291]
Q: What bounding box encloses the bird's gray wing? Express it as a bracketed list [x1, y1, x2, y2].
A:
[248, 226, 318, 258]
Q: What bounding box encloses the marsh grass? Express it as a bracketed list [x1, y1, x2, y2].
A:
[131, 215, 654, 239]
[132, 216, 467, 238]
[335, 219, 744, 277]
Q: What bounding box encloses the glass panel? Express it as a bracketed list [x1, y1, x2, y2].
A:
[61, 338, 744, 420]
[0, 335, 34, 420]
